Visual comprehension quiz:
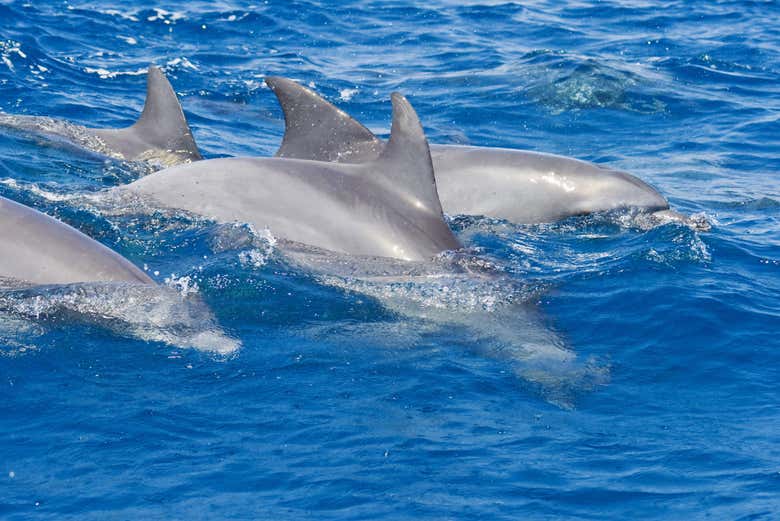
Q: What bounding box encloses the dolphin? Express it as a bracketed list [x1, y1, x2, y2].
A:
[0, 194, 241, 353]
[265, 77, 696, 226]
[0, 66, 201, 167]
[100, 90, 600, 402]
[0, 195, 152, 286]
[121, 93, 462, 262]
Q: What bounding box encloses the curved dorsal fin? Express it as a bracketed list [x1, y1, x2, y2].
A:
[131, 66, 201, 160]
[357, 93, 461, 254]
[265, 76, 382, 163]
[94, 66, 202, 163]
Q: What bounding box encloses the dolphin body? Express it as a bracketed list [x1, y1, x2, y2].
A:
[0, 67, 201, 167]
[122, 93, 461, 262]
[0, 195, 242, 353]
[265, 77, 682, 225]
[0, 195, 152, 286]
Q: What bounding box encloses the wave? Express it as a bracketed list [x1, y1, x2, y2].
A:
[520, 50, 667, 114]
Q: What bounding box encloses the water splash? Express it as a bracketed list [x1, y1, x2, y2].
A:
[0, 40, 26, 72]
[208, 222, 278, 268]
[0, 110, 196, 169]
[0, 115, 122, 159]
[0, 282, 240, 355]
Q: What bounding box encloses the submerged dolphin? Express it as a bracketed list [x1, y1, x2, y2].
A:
[0, 195, 152, 285]
[121, 92, 461, 262]
[265, 77, 689, 225]
[0, 67, 201, 166]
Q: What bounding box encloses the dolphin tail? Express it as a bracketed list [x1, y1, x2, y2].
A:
[359, 93, 462, 255]
[265, 76, 383, 163]
[94, 66, 202, 162]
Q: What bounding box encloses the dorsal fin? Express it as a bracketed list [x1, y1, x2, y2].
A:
[130, 66, 201, 160]
[266, 76, 383, 163]
[357, 93, 461, 254]
[93, 66, 202, 163]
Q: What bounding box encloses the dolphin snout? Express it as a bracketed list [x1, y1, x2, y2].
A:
[608, 169, 667, 209]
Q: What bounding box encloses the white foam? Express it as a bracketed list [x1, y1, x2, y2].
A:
[0, 178, 75, 202]
[117, 36, 138, 45]
[339, 88, 358, 102]
[0, 283, 241, 355]
[84, 67, 147, 79]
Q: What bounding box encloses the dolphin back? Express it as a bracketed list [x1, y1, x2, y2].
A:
[93, 66, 202, 164]
[0, 196, 153, 286]
[265, 77, 680, 225]
[128, 92, 460, 261]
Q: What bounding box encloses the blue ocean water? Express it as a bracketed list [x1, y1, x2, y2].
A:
[0, 0, 779, 518]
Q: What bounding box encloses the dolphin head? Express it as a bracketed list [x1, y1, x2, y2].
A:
[564, 163, 709, 230]
[584, 165, 670, 213]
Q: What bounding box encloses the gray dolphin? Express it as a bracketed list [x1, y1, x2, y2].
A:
[122, 93, 461, 261]
[0, 67, 201, 166]
[0, 195, 242, 353]
[0, 195, 153, 286]
[265, 77, 693, 226]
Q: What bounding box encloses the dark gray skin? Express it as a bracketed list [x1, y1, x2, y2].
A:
[0, 195, 152, 286]
[265, 77, 694, 226]
[123, 94, 462, 262]
[0, 67, 201, 166]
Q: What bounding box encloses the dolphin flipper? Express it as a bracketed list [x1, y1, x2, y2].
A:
[265, 76, 382, 163]
[93, 66, 202, 163]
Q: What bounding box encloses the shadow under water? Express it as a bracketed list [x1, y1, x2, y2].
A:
[280, 241, 610, 409]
